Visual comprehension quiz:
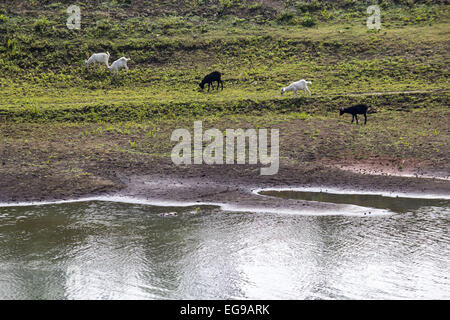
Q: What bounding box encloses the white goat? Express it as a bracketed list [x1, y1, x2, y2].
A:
[281, 79, 312, 96]
[108, 57, 131, 75]
[85, 52, 110, 68]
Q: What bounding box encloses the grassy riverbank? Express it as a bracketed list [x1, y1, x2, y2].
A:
[0, 0, 449, 201]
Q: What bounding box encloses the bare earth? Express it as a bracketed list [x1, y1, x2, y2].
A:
[2, 156, 448, 215]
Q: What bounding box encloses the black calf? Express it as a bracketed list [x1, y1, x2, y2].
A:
[340, 104, 369, 124]
[199, 71, 223, 91]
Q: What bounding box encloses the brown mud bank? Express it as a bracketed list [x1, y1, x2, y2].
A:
[322, 158, 450, 181]
[115, 163, 450, 214]
[1, 160, 449, 214]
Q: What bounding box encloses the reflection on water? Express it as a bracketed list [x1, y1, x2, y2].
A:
[258, 190, 450, 213]
[0, 200, 449, 299]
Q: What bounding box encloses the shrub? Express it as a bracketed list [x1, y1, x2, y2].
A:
[0, 14, 8, 32]
[0, 14, 8, 23]
[277, 10, 297, 25]
[342, 0, 366, 10]
[232, 17, 246, 25]
[300, 14, 317, 27]
[295, 0, 324, 13]
[33, 17, 51, 34]
[90, 18, 120, 38]
[248, 2, 262, 11]
[219, 0, 234, 8]
[7, 39, 18, 54]
[158, 16, 186, 29]
[320, 9, 332, 21]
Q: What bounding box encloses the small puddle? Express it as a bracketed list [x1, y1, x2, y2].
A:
[258, 190, 450, 213]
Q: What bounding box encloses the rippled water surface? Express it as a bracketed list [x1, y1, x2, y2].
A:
[0, 199, 449, 299]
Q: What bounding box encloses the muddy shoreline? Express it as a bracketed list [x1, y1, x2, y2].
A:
[1, 161, 449, 213]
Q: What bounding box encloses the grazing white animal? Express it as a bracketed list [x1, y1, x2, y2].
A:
[108, 57, 131, 74]
[281, 79, 312, 96]
[84, 52, 110, 68]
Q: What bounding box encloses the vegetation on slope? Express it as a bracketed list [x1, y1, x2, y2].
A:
[0, 0, 448, 121]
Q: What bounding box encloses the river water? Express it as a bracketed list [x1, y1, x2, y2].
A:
[0, 195, 449, 299]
